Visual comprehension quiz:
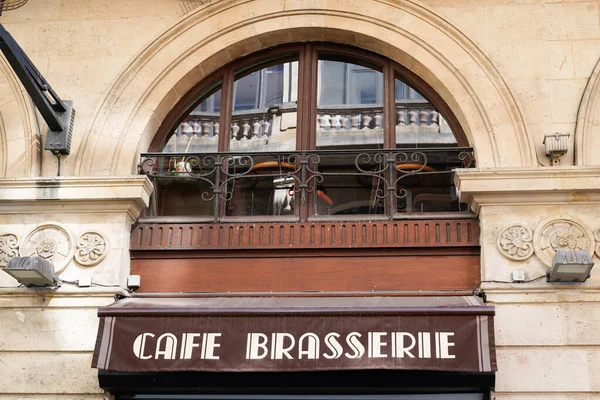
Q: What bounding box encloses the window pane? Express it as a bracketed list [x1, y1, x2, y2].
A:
[162, 85, 222, 154]
[313, 152, 386, 217]
[395, 77, 456, 147]
[315, 59, 385, 217]
[156, 177, 215, 217]
[317, 60, 384, 149]
[394, 164, 462, 214]
[230, 61, 298, 153]
[225, 156, 297, 218]
[396, 79, 425, 101]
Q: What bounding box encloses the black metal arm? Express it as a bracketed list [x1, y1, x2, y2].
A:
[0, 23, 74, 155]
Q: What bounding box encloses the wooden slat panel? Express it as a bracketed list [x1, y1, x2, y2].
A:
[131, 219, 479, 251]
[131, 253, 480, 293]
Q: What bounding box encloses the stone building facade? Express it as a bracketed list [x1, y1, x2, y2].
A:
[1, 0, 600, 399]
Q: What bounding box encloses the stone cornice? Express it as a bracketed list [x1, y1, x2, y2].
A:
[455, 167, 600, 214]
[0, 176, 153, 220]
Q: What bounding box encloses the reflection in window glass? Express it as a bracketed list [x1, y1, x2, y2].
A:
[316, 60, 384, 149]
[226, 60, 299, 217]
[230, 61, 298, 153]
[156, 177, 215, 217]
[314, 153, 385, 217]
[315, 60, 385, 216]
[150, 47, 470, 221]
[162, 87, 222, 154]
[394, 165, 462, 214]
[396, 79, 425, 101]
[225, 158, 297, 218]
[395, 77, 456, 147]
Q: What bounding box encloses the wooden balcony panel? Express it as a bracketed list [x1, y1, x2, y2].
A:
[130, 219, 480, 251]
[131, 250, 480, 293]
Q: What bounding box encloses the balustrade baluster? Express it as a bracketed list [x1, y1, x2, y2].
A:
[252, 119, 261, 138]
[362, 114, 372, 129]
[181, 121, 193, 135]
[231, 122, 240, 141]
[339, 115, 348, 130]
[328, 115, 338, 130]
[202, 120, 211, 136]
[214, 122, 220, 136]
[374, 113, 383, 129]
[322, 114, 331, 130]
[430, 111, 439, 128]
[408, 110, 418, 126]
[351, 114, 360, 130]
[242, 120, 251, 140]
[317, 114, 325, 130]
[262, 119, 271, 137]
[419, 110, 429, 126]
[192, 120, 202, 135]
[330, 115, 340, 130]
[397, 109, 406, 126]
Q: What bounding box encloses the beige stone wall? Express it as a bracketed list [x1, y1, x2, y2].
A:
[426, 0, 600, 167]
[0, 177, 150, 398]
[491, 292, 600, 397]
[457, 167, 600, 399]
[0, 292, 115, 399]
[0, 0, 600, 399]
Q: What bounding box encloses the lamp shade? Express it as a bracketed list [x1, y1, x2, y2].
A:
[3, 256, 58, 287]
[547, 249, 595, 283]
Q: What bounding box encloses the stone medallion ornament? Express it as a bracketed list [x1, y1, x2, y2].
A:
[497, 225, 534, 261]
[20, 224, 74, 274]
[595, 229, 600, 258]
[534, 218, 593, 267]
[75, 231, 107, 267]
[0, 234, 19, 267]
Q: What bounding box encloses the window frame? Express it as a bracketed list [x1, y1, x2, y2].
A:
[149, 44, 468, 152]
[144, 44, 473, 222]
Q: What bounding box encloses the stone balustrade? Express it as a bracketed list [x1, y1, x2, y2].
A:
[163, 101, 453, 153]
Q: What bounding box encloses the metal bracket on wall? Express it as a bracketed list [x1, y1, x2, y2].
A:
[0, 22, 75, 156]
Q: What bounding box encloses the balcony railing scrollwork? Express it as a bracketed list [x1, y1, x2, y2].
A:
[139, 148, 474, 221]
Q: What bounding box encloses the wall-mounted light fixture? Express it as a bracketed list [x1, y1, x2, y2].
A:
[543, 133, 570, 166]
[2, 256, 60, 287]
[0, 0, 29, 15]
[0, 23, 75, 175]
[547, 249, 595, 283]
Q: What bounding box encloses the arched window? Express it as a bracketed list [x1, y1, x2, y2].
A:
[141, 44, 473, 220]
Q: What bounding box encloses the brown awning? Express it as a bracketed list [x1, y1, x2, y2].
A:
[92, 296, 496, 373]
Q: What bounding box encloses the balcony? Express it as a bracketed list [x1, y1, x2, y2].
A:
[129, 48, 479, 292]
[138, 147, 473, 223]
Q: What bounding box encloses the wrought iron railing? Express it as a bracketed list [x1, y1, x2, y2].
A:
[139, 148, 474, 221]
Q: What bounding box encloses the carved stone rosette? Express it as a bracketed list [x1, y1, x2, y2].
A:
[497, 225, 534, 261]
[75, 231, 107, 267]
[0, 234, 19, 267]
[533, 218, 593, 267]
[20, 224, 74, 274]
